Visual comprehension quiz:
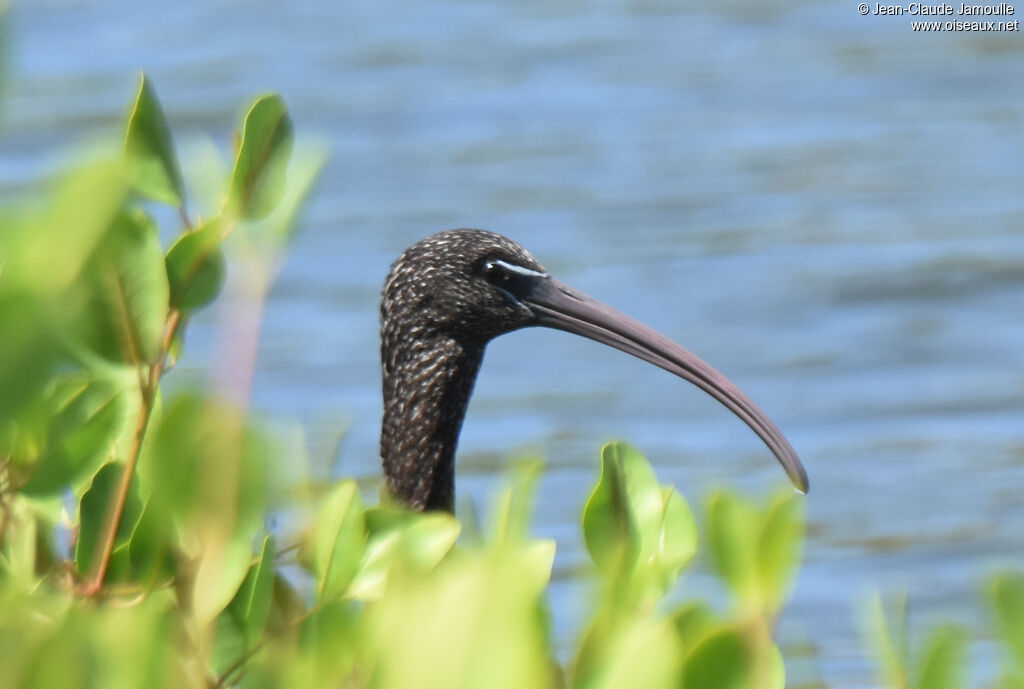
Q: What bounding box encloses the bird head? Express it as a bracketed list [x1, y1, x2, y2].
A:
[382, 229, 550, 345]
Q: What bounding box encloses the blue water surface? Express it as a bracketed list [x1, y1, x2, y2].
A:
[4, 2, 1024, 686]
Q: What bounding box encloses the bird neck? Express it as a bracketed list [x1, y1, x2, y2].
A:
[380, 333, 485, 511]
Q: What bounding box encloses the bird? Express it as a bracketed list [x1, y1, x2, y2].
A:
[380, 229, 808, 512]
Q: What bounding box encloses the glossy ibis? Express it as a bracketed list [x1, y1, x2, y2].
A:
[381, 229, 808, 511]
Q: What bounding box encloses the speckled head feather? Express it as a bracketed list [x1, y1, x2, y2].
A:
[380, 229, 808, 512]
[382, 229, 546, 349]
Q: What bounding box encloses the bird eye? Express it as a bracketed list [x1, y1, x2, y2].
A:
[483, 260, 510, 286]
[480, 259, 542, 299]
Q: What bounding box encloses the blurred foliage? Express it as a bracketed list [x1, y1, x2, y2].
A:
[0, 73, 806, 689]
[863, 578, 1024, 689]
[1, 69, 1020, 689]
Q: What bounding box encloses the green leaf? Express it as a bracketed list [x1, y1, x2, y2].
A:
[488, 459, 543, 546]
[212, 607, 248, 684]
[313, 480, 366, 601]
[706, 490, 758, 605]
[989, 573, 1024, 676]
[0, 159, 126, 296]
[76, 208, 170, 364]
[756, 492, 805, 615]
[141, 393, 274, 628]
[914, 626, 966, 689]
[670, 602, 717, 650]
[240, 144, 327, 260]
[125, 72, 185, 207]
[348, 509, 461, 601]
[655, 486, 697, 587]
[586, 618, 682, 689]
[0, 590, 189, 689]
[0, 161, 131, 420]
[143, 393, 270, 536]
[683, 628, 748, 689]
[75, 462, 144, 576]
[127, 498, 175, 584]
[363, 545, 554, 689]
[164, 216, 226, 310]
[706, 489, 805, 616]
[582, 442, 664, 579]
[395, 512, 463, 570]
[227, 94, 294, 220]
[297, 600, 363, 684]
[19, 374, 130, 497]
[228, 535, 276, 644]
[866, 592, 909, 689]
[682, 626, 783, 689]
[193, 536, 256, 631]
[0, 495, 39, 586]
[0, 293, 61, 423]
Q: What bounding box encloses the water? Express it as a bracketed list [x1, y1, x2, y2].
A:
[4, 2, 1024, 686]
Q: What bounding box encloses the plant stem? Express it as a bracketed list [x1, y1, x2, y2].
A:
[78, 308, 182, 596]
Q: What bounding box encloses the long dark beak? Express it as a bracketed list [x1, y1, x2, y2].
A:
[523, 276, 809, 493]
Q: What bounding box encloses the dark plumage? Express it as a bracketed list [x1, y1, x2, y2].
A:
[381, 229, 808, 512]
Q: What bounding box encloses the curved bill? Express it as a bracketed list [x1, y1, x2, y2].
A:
[523, 276, 809, 493]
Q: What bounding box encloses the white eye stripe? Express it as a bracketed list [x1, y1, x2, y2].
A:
[491, 259, 546, 279]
